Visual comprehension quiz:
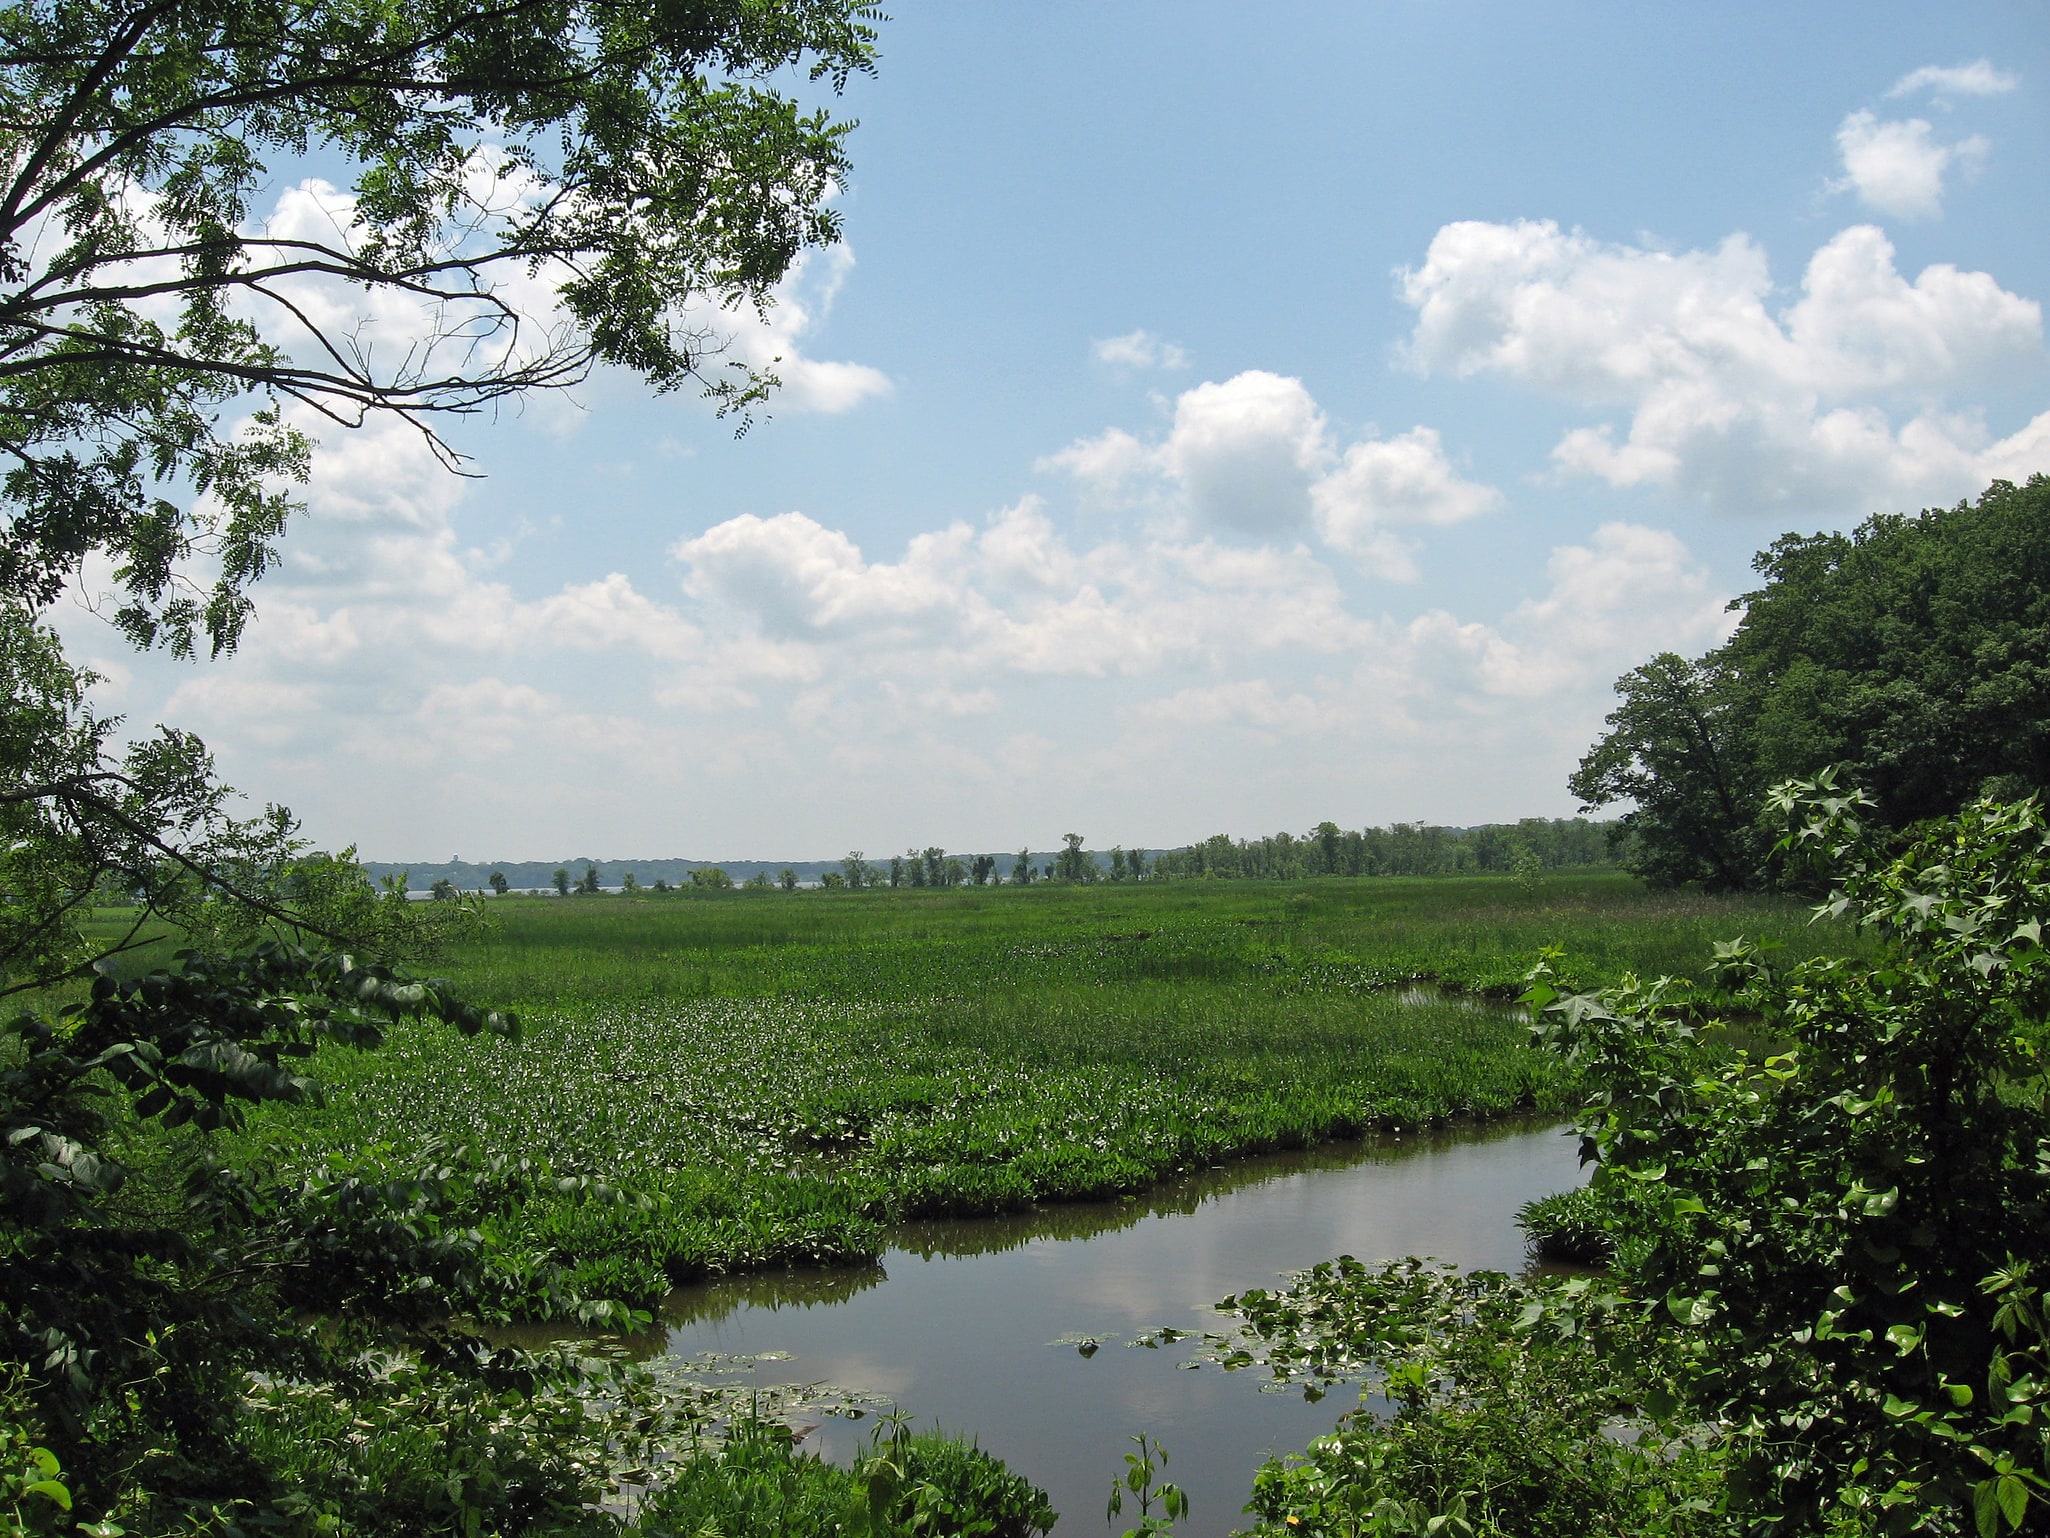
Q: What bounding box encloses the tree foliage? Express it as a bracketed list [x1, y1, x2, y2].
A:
[0, 603, 476, 997]
[0, 0, 878, 657]
[1574, 477, 2050, 889]
[0, 940, 677, 1524]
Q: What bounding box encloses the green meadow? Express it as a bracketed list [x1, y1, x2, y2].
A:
[230, 873, 1859, 1307]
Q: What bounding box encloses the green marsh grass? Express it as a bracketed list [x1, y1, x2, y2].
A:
[225, 873, 1859, 1307]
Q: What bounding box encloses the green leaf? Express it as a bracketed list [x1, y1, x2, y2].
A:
[1976, 1479, 2003, 1538]
[1999, 1476, 2029, 1530]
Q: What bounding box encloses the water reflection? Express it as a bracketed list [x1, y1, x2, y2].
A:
[656, 1261, 887, 1328]
[650, 1118, 1583, 1538]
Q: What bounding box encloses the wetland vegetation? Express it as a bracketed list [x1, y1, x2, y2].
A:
[230, 872, 1855, 1304]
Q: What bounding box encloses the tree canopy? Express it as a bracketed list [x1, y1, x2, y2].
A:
[0, 0, 877, 657]
[1573, 476, 2050, 888]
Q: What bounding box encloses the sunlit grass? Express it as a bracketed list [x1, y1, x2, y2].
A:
[215, 873, 1859, 1307]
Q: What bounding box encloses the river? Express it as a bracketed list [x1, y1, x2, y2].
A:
[639, 1117, 1584, 1536]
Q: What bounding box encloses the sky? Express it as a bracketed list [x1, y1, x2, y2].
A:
[62, 2, 2050, 862]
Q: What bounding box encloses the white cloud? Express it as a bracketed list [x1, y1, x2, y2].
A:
[84, 378, 1733, 854]
[1092, 329, 1190, 370]
[1043, 371, 1500, 573]
[707, 244, 894, 413]
[1833, 110, 1987, 220]
[1887, 60, 2020, 100]
[1401, 218, 2046, 514]
[1159, 371, 1328, 536]
[1310, 427, 1501, 577]
[1139, 680, 1332, 737]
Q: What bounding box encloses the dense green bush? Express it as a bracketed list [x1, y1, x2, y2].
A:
[1536, 777, 2050, 1532]
[639, 1417, 1055, 1538]
[1228, 778, 2050, 1537]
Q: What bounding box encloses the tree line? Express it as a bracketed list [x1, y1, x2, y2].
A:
[489, 819, 1617, 896]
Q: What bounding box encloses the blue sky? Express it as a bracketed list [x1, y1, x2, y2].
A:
[69, 2, 2050, 861]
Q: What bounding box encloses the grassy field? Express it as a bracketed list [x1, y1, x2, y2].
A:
[224, 872, 1860, 1308]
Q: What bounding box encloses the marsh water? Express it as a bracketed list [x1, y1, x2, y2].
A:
[643, 1117, 1584, 1536]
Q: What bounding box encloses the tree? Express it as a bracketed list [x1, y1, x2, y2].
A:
[0, 0, 878, 659]
[1576, 478, 2050, 889]
[922, 846, 945, 887]
[551, 866, 570, 897]
[1011, 848, 1034, 885]
[689, 865, 732, 889]
[0, 946, 601, 1524]
[1127, 847, 1147, 881]
[488, 870, 509, 896]
[1214, 781, 2050, 1536]
[779, 867, 799, 891]
[888, 855, 904, 888]
[576, 863, 601, 894]
[970, 853, 995, 886]
[1568, 652, 1760, 890]
[1055, 833, 1091, 882]
[428, 876, 458, 901]
[620, 870, 639, 894]
[841, 850, 871, 890]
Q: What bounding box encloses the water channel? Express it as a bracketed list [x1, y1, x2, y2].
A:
[641, 1117, 1585, 1536]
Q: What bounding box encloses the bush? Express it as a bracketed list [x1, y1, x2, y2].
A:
[637, 1416, 1054, 1538]
[1229, 779, 2050, 1538]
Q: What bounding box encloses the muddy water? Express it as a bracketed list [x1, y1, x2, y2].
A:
[651, 1118, 1584, 1536]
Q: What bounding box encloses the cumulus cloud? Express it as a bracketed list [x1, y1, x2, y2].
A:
[1887, 60, 2020, 100]
[1092, 329, 1190, 370]
[1042, 370, 1499, 574]
[1833, 110, 1987, 220]
[79, 374, 1732, 854]
[1311, 427, 1502, 577]
[1159, 371, 1328, 535]
[671, 498, 1374, 681]
[1401, 218, 2047, 514]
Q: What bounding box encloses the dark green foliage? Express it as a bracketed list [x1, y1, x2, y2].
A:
[1726, 486, 2050, 822]
[1516, 1185, 1615, 1266]
[639, 1417, 1055, 1538]
[1532, 777, 2050, 1532]
[0, 939, 666, 1525]
[1575, 476, 2050, 889]
[1216, 780, 2050, 1537]
[1150, 817, 1617, 880]
[1569, 652, 1764, 890]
